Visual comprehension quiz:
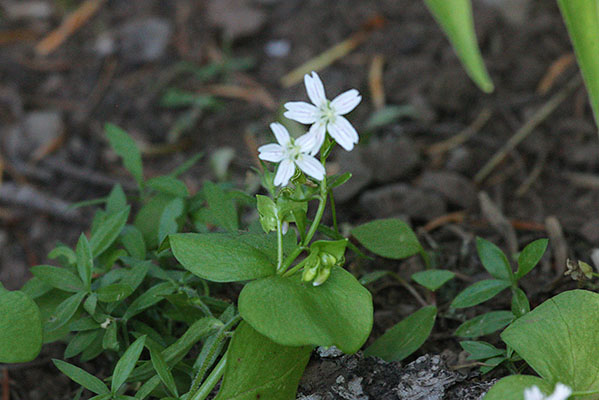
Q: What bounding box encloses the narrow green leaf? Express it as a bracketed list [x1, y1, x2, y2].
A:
[53, 359, 110, 394]
[65, 330, 101, 358]
[105, 123, 144, 187]
[120, 226, 147, 260]
[76, 234, 93, 289]
[455, 311, 514, 338]
[451, 279, 511, 309]
[146, 176, 189, 198]
[364, 305, 437, 361]
[511, 287, 530, 318]
[106, 184, 127, 215]
[459, 341, 504, 361]
[90, 207, 130, 257]
[411, 269, 455, 291]
[0, 290, 43, 363]
[31, 265, 84, 293]
[516, 238, 548, 280]
[351, 218, 422, 259]
[424, 0, 494, 92]
[124, 282, 175, 320]
[102, 321, 119, 351]
[150, 348, 178, 397]
[135, 375, 161, 400]
[215, 322, 312, 400]
[45, 292, 86, 332]
[112, 336, 147, 393]
[557, 1, 599, 128]
[97, 284, 133, 303]
[158, 198, 185, 244]
[476, 237, 512, 281]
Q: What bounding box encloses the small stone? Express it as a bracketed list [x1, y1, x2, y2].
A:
[360, 184, 446, 220]
[331, 149, 373, 203]
[417, 171, 477, 209]
[579, 219, 599, 244]
[445, 147, 473, 173]
[3, 1, 53, 20]
[7, 110, 63, 161]
[118, 17, 172, 64]
[361, 137, 420, 184]
[207, 0, 266, 39]
[265, 39, 291, 58]
[317, 346, 344, 358]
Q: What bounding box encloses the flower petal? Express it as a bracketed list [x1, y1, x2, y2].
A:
[328, 116, 359, 151]
[258, 143, 285, 162]
[284, 101, 318, 124]
[296, 154, 325, 181]
[304, 71, 326, 106]
[547, 384, 572, 400]
[331, 89, 362, 115]
[303, 123, 326, 155]
[274, 159, 295, 186]
[270, 122, 290, 146]
[523, 386, 544, 400]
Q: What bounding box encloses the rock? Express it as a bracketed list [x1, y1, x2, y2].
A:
[2, 1, 53, 20]
[360, 184, 446, 220]
[361, 137, 420, 184]
[6, 110, 64, 161]
[479, 0, 531, 25]
[265, 39, 291, 58]
[445, 147, 473, 174]
[206, 0, 267, 39]
[118, 17, 172, 64]
[579, 219, 599, 244]
[395, 355, 461, 400]
[331, 149, 373, 203]
[417, 171, 478, 209]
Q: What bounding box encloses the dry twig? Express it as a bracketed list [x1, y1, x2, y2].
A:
[368, 54, 386, 110]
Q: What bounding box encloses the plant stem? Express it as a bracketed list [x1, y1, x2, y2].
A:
[189, 352, 228, 400]
[304, 179, 328, 245]
[282, 256, 310, 278]
[276, 217, 284, 273]
[329, 190, 338, 234]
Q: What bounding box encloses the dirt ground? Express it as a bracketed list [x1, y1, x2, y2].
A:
[1, 0, 597, 398]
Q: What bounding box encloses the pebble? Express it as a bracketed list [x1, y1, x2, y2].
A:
[206, 0, 267, 39]
[361, 137, 420, 184]
[6, 110, 63, 160]
[118, 17, 172, 64]
[359, 184, 446, 220]
[3, 1, 53, 20]
[265, 39, 291, 58]
[417, 171, 478, 209]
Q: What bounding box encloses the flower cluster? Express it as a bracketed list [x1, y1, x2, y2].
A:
[524, 383, 572, 400]
[258, 71, 361, 187]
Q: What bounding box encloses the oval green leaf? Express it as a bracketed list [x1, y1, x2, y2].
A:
[411, 269, 455, 291]
[239, 266, 373, 354]
[170, 233, 276, 282]
[351, 218, 422, 259]
[451, 279, 511, 309]
[364, 305, 436, 362]
[455, 311, 514, 338]
[0, 290, 43, 363]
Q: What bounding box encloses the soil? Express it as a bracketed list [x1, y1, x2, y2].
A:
[0, 0, 597, 399]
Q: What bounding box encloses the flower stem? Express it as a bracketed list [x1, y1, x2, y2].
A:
[276, 217, 284, 274]
[189, 352, 228, 400]
[329, 190, 338, 234]
[304, 178, 327, 245]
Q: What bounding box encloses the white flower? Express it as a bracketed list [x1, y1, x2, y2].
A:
[258, 122, 325, 187]
[284, 71, 361, 154]
[524, 383, 572, 400]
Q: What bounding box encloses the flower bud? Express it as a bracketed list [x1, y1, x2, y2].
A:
[313, 266, 332, 286]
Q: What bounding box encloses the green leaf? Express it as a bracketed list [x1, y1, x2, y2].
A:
[65, 330, 101, 358]
[239, 266, 373, 353]
[48, 244, 77, 267]
[511, 287, 530, 318]
[411, 269, 455, 291]
[451, 279, 511, 309]
[351, 218, 422, 259]
[106, 184, 127, 215]
[76, 234, 93, 289]
[476, 237, 512, 281]
[359, 270, 389, 285]
[105, 123, 144, 187]
[150, 348, 178, 397]
[45, 292, 86, 332]
[459, 341, 504, 361]
[158, 197, 185, 245]
[135, 375, 161, 400]
[124, 282, 175, 320]
[135, 194, 177, 249]
[102, 321, 119, 351]
[365, 105, 417, 130]
[483, 375, 553, 400]
[364, 305, 436, 362]
[90, 207, 130, 257]
[53, 359, 110, 394]
[97, 284, 133, 303]
[204, 181, 238, 231]
[501, 290, 599, 392]
[146, 176, 189, 198]
[515, 239, 548, 280]
[31, 265, 84, 293]
[121, 225, 147, 260]
[0, 290, 43, 363]
[112, 336, 147, 393]
[557, 1, 599, 128]
[423, 0, 493, 93]
[455, 311, 514, 338]
[215, 322, 312, 400]
[170, 233, 276, 282]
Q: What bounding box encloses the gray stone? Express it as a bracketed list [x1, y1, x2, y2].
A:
[360, 184, 446, 220]
[417, 171, 477, 209]
[361, 137, 419, 184]
[395, 355, 460, 400]
[207, 0, 266, 39]
[6, 110, 63, 160]
[118, 17, 172, 64]
[331, 149, 373, 203]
